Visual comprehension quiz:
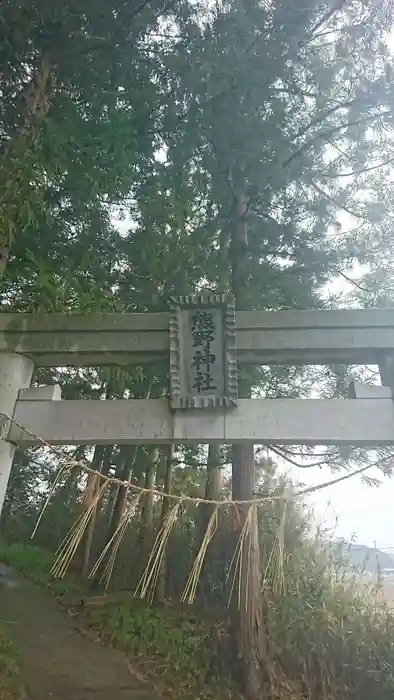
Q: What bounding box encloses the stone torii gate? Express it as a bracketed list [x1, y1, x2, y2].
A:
[2, 294, 394, 513]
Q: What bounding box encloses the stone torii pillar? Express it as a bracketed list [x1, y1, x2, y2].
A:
[0, 353, 34, 513]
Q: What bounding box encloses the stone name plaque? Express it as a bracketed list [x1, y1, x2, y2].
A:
[169, 294, 238, 410]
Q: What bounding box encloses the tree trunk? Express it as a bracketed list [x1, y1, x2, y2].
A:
[138, 447, 158, 579]
[230, 190, 265, 698]
[89, 446, 135, 590]
[202, 444, 222, 521]
[100, 446, 113, 478]
[107, 446, 136, 544]
[140, 447, 158, 529]
[81, 445, 112, 578]
[107, 383, 154, 545]
[0, 53, 55, 279]
[197, 444, 222, 603]
[155, 445, 174, 604]
[231, 444, 265, 697]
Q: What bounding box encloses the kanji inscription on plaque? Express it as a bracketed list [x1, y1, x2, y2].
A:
[169, 294, 238, 410]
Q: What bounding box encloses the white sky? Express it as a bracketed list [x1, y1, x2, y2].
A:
[290, 464, 394, 549]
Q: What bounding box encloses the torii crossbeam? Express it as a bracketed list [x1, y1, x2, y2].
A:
[2, 299, 394, 514]
[8, 396, 394, 447]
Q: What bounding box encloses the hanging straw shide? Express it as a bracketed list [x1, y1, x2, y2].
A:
[1, 410, 384, 607]
[182, 506, 218, 604]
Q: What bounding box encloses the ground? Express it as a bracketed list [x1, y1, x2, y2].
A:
[0, 564, 160, 700]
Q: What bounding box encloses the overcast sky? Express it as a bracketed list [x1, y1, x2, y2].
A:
[287, 462, 394, 550]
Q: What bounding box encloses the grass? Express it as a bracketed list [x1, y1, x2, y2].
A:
[0, 624, 27, 700]
[0, 542, 53, 582]
[0, 542, 83, 596]
[84, 600, 235, 699]
[3, 540, 394, 700]
[0, 542, 236, 699]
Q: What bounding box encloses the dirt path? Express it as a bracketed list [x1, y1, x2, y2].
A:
[0, 565, 160, 700]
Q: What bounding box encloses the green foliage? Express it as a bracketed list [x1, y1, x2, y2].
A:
[0, 624, 26, 700]
[0, 543, 53, 582]
[266, 542, 394, 700]
[88, 603, 212, 685]
[2, 1, 394, 698]
[3, 536, 394, 700]
[0, 543, 82, 597]
[0, 0, 176, 274]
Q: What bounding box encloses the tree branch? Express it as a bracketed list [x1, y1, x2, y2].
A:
[284, 110, 392, 168]
[297, 453, 394, 497]
[269, 445, 340, 469]
[310, 181, 366, 220]
[302, 0, 350, 45]
[337, 270, 369, 293]
[295, 98, 358, 141]
[322, 156, 394, 179]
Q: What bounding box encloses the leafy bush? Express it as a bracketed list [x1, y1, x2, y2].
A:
[265, 542, 394, 700]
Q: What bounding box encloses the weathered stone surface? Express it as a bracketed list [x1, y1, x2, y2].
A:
[18, 384, 62, 401]
[9, 397, 394, 446]
[348, 381, 392, 399]
[169, 294, 238, 410]
[0, 353, 34, 513]
[1, 308, 394, 366]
